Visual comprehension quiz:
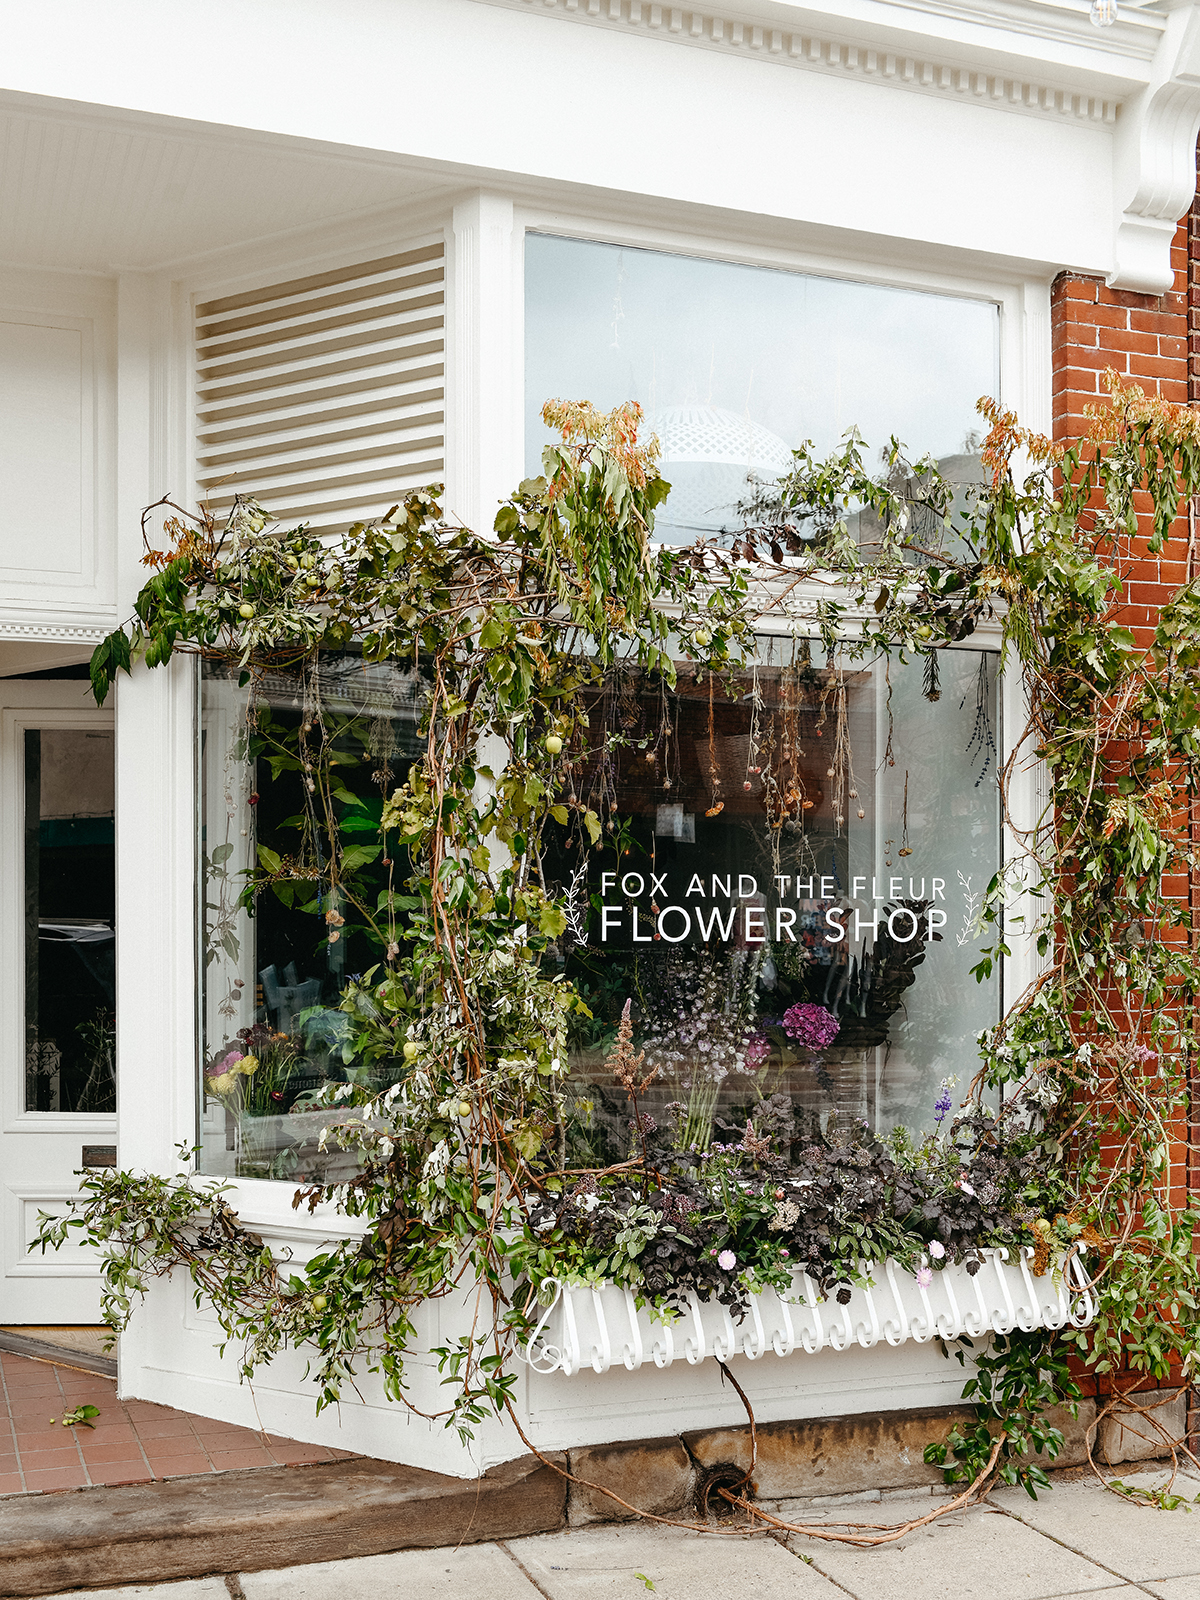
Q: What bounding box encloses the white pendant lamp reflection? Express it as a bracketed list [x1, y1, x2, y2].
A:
[650, 405, 792, 533]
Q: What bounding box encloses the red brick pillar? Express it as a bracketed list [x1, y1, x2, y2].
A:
[1051, 217, 1196, 1454]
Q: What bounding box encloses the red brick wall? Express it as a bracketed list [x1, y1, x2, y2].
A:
[1050, 218, 1196, 1442]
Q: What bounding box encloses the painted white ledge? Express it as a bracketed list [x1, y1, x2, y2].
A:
[524, 1247, 1094, 1376]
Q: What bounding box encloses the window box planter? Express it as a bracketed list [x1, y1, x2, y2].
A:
[524, 1248, 1094, 1377]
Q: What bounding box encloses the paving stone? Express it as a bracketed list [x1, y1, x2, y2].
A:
[992, 1475, 1200, 1585]
[787, 1497, 1119, 1600]
[1098, 1392, 1189, 1465]
[509, 1523, 845, 1597]
[240, 1543, 541, 1599]
[567, 1435, 694, 1525]
[1147, 1580, 1200, 1598]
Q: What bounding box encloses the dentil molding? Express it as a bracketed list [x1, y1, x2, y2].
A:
[485, 0, 1125, 123]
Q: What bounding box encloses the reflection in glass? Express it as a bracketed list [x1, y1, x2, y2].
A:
[525, 234, 999, 541]
[549, 647, 1000, 1166]
[24, 728, 116, 1114]
[199, 656, 425, 1182]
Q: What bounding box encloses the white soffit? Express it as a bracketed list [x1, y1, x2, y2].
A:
[0, 100, 451, 275]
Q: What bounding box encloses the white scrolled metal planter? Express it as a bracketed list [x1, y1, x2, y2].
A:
[523, 1248, 1095, 1377]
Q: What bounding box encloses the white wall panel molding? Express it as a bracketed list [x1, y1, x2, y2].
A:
[482, 0, 1128, 125]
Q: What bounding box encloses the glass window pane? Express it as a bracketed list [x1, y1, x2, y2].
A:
[524, 235, 999, 542]
[548, 647, 999, 1161]
[24, 727, 116, 1113]
[199, 656, 424, 1181]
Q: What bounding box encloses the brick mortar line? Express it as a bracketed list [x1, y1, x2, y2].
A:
[0, 1356, 27, 1494]
[52, 1364, 91, 1488]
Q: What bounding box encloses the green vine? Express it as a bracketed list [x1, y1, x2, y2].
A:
[39, 378, 1200, 1528]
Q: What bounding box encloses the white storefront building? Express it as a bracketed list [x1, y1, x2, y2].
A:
[1, 0, 1196, 1475]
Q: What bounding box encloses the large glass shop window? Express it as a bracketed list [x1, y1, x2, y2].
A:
[552, 647, 1000, 1161]
[524, 235, 1000, 542]
[199, 656, 424, 1180]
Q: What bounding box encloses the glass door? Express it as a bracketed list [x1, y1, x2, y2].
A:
[1, 681, 115, 1323]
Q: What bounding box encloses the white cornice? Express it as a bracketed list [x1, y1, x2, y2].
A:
[0, 616, 112, 643]
[479, 0, 1200, 294]
[473, 0, 1158, 125]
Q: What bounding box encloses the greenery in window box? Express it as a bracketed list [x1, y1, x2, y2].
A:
[38, 380, 1200, 1532]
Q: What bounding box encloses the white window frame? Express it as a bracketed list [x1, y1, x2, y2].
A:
[117, 193, 1050, 1239]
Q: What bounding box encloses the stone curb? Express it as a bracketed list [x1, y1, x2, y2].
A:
[0, 1452, 566, 1597]
[0, 1330, 117, 1380]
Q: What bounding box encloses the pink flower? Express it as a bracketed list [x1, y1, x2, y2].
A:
[929, 1241, 945, 1259]
[958, 1180, 976, 1198]
[780, 1249, 790, 1259]
[781, 1003, 841, 1052]
[916, 1266, 933, 1289]
[718, 1249, 736, 1271]
[743, 1032, 771, 1072]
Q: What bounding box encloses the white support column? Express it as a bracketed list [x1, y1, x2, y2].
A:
[445, 192, 521, 536]
[114, 273, 195, 1177]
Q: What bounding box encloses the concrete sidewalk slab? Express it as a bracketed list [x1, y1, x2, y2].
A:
[991, 1476, 1200, 1588]
[787, 1496, 1125, 1600]
[506, 1523, 844, 1597]
[239, 1544, 542, 1600]
[38, 1585, 228, 1600]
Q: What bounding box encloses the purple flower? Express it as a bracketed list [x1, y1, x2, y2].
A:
[929, 1241, 946, 1260]
[781, 1004, 841, 1052]
[933, 1075, 958, 1129]
[717, 1249, 736, 1271]
[916, 1266, 933, 1289]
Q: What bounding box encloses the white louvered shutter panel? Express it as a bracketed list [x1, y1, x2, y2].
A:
[195, 243, 444, 537]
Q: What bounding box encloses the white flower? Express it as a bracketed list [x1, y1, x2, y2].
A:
[575, 1191, 600, 1214]
[422, 1139, 451, 1178]
[717, 1249, 736, 1271]
[958, 1180, 976, 1198]
[929, 1241, 946, 1259]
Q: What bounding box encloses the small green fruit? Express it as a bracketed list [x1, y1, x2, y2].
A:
[403, 1040, 421, 1062]
[914, 625, 933, 640]
[458, 1101, 471, 1118]
[694, 629, 711, 648]
[311, 1294, 327, 1312]
[238, 602, 255, 620]
[305, 573, 322, 588]
[545, 734, 563, 756]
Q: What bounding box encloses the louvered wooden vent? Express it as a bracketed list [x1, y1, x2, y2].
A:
[195, 243, 445, 537]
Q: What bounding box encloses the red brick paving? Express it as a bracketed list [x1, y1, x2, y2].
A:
[0, 1348, 355, 1497]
